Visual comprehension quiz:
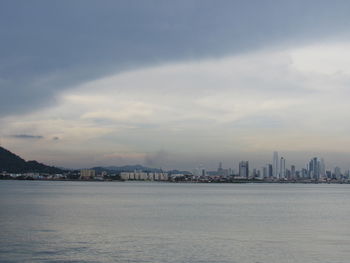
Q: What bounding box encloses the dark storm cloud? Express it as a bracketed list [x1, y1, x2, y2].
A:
[10, 134, 44, 139]
[1, 0, 350, 116]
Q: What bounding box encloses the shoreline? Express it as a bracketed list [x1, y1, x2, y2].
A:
[1, 178, 349, 184]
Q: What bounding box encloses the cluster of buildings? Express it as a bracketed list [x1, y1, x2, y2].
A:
[193, 152, 350, 183]
[79, 170, 170, 181]
[268, 152, 329, 181]
[261, 152, 348, 181]
[2, 151, 349, 183]
[119, 171, 168, 181]
[0, 172, 66, 180]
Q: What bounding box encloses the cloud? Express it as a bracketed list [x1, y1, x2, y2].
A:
[80, 102, 155, 122]
[2, 41, 350, 170]
[1, 1, 350, 117]
[10, 134, 44, 139]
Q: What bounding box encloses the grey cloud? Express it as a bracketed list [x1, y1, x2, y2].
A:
[1, 0, 350, 116]
[10, 134, 44, 139]
[230, 116, 285, 129]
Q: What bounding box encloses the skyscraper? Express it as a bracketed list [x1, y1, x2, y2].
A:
[334, 167, 341, 180]
[279, 157, 286, 179]
[291, 165, 296, 179]
[218, 162, 223, 172]
[273, 151, 279, 178]
[239, 161, 249, 179]
[319, 158, 326, 179]
[268, 164, 273, 178]
[262, 166, 268, 178]
[308, 157, 319, 180]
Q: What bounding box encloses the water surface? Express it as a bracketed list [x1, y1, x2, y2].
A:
[0, 181, 349, 263]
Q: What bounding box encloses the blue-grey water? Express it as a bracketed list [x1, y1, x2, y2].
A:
[0, 181, 349, 263]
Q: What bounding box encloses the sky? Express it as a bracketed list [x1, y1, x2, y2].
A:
[1, 0, 350, 171]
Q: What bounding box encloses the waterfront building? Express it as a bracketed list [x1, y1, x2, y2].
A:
[120, 171, 168, 181]
[291, 165, 296, 179]
[273, 151, 279, 178]
[262, 166, 268, 178]
[334, 167, 341, 180]
[286, 169, 291, 179]
[319, 158, 326, 179]
[218, 162, 223, 173]
[80, 169, 95, 180]
[239, 161, 249, 179]
[268, 164, 273, 178]
[301, 168, 308, 178]
[308, 157, 320, 180]
[279, 157, 286, 179]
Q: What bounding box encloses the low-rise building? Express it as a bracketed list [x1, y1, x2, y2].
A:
[120, 171, 168, 181]
[80, 169, 95, 180]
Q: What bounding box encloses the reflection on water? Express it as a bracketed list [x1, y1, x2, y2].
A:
[0, 181, 349, 263]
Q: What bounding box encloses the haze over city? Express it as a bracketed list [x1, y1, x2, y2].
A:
[2, 1, 350, 170]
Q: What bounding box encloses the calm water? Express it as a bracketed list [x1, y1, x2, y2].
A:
[0, 181, 349, 263]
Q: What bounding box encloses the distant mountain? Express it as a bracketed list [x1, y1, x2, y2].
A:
[0, 147, 64, 174]
[92, 165, 163, 173]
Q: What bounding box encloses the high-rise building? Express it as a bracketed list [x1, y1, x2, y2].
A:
[286, 169, 291, 179]
[262, 166, 267, 178]
[334, 167, 341, 180]
[268, 164, 273, 178]
[308, 157, 319, 180]
[218, 162, 223, 172]
[291, 165, 296, 179]
[346, 170, 350, 179]
[319, 158, 326, 179]
[239, 161, 249, 179]
[279, 157, 286, 179]
[301, 168, 308, 178]
[273, 152, 279, 178]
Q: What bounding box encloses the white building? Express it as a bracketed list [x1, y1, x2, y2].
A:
[120, 171, 168, 181]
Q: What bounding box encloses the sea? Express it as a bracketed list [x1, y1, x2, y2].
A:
[0, 181, 349, 263]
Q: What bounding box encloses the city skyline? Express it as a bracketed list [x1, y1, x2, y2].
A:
[195, 151, 346, 178]
[2, 145, 349, 182]
[1, 143, 348, 177]
[2, 1, 350, 170]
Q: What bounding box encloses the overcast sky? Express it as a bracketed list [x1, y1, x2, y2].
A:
[1, 0, 350, 171]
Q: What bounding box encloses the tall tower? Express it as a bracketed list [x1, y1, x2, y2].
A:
[273, 151, 279, 178]
[268, 164, 273, 178]
[279, 157, 286, 179]
[218, 162, 223, 172]
[308, 157, 319, 180]
[319, 158, 326, 179]
[291, 165, 296, 179]
[239, 161, 249, 179]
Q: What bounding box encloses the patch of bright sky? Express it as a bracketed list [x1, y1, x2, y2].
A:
[2, 41, 350, 170]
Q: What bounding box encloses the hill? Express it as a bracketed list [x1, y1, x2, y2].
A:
[0, 147, 64, 174]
